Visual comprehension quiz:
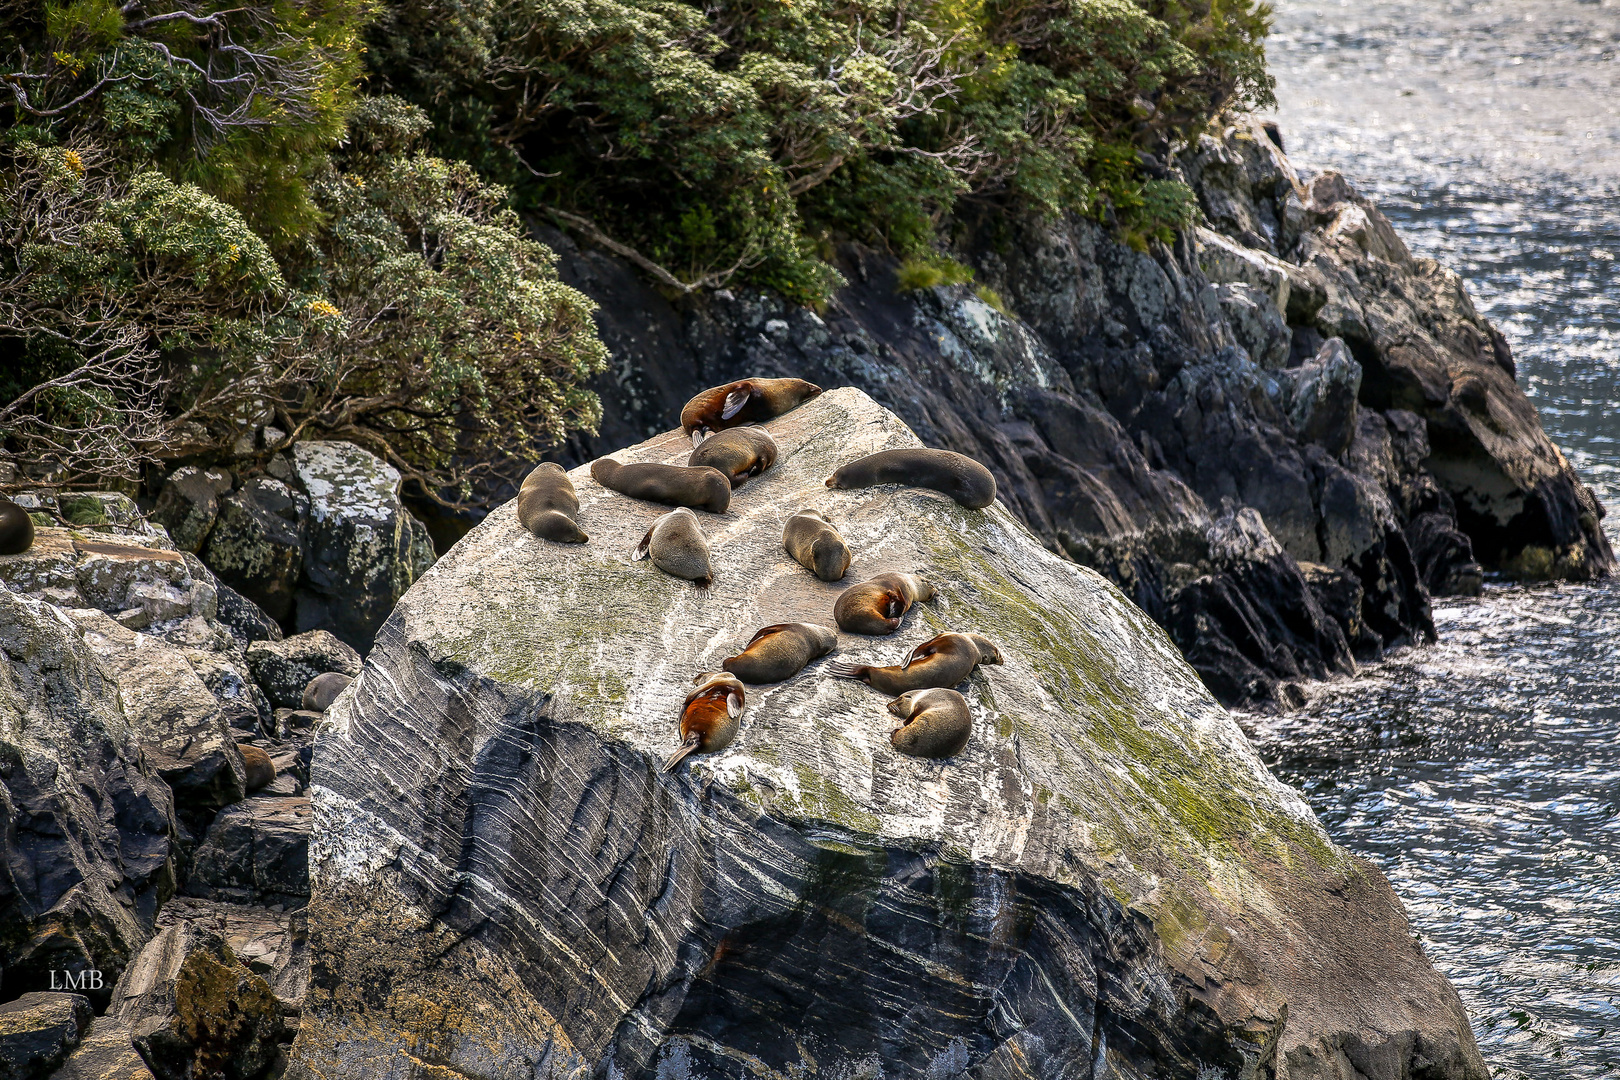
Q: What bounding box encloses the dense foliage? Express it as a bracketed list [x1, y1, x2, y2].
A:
[3, 0, 1271, 497]
[368, 0, 1274, 298]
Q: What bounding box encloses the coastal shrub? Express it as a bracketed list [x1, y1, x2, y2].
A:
[897, 256, 977, 292]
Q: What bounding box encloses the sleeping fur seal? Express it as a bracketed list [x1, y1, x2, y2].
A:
[722, 622, 837, 684]
[681, 378, 822, 445]
[782, 509, 851, 582]
[516, 462, 588, 543]
[592, 457, 730, 514]
[665, 672, 746, 771]
[887, 687, 972, 759]
[827, 632, 1001, 694]
[687, 426, 778, 488]
[833, 572, 934, 635]
[826, 448, 996, 509]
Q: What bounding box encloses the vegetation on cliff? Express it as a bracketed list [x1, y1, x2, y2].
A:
[2, 0, 1270, 502]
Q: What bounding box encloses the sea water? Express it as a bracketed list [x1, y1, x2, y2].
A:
[1253, 2, 1620, 1075]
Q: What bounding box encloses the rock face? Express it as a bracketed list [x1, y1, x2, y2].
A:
[244, 634, 362, 712]
[157, 442, 437, 651]
[0, 993, 92, 1078]
[295, 389, 1485, 1080]
[184, 797, 312, 908]
[0, 589, 180, 1005]
[529, 120, 1607, 708]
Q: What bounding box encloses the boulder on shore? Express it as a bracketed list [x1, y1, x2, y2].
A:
[294, 389, 1485, 1080]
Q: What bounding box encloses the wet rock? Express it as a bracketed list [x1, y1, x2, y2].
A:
[1299, 560, 1381, 660]
[0, 590, 179, 1004]
[108, 906, 287, 1080]
[44, 1018, 152, 1080]
[68, 611, 247, 817]
[0, 993, 92, 1079]
[244, 633, 361, 711]
[148, 468, 233, 555]
[295, 389, 1485, 1080]
[288, 442, 435, 651]
[184, 797, 311, 908]
[202, 479, 305, 626]
[1286, 338, 1362, 455]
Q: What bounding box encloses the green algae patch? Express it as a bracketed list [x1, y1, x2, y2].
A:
[789, 762, 882, 834]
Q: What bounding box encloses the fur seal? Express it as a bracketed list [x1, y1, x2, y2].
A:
[633, 507, 714, 588]
[591, 457, 730, 514]
[664, 672, 746, 771]
[827, 632, 1002, 694]
[825, 448, 996, 510]
[0, 498, 35, 556]
[687, 426, 779, 487]
[681, 378, 823, 444]
[517, 462, 587, 543]
[833, 572, 934, 635]
[239, 744, 277, 791]
[722, 622, 837, 684]
[301, 671, 352, 712]
[887, 687, 972, 759]
[782, 509, 851, 582]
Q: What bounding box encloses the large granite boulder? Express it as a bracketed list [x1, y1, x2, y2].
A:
[202, 479, 306, 626]
[294, 389, 1484, 1080]
[0, 590, 179, 1005]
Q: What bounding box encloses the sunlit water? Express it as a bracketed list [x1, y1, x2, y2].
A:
[1251, 2, 1620, 1076]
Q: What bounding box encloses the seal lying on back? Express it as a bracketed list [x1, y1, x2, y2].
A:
[782, 509, 850, 582]
[0, 497, 35, 555]
[592, 457, 730, 514]
[888, 687, 971, 759]
[633, 507, 714, 588]
[516, 462, 587, 543]
[722, 623, 837, 684]
[827, 632, 1001, 694]
[825, 448, 996, 510]
[681, 378, 822, 445]
[664, 672, 746, 772]
[833, 572, 934, 635]
[687, 426, 778, 488]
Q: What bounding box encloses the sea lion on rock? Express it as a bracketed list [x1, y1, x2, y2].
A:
[591, 457, 730, 514]
[665, 672, 746, 771]
[239, 744, 277, 791]
[887, 687, 972, 759]
[301, 671, 353, 712]
[633, 507, 714, 588]
[782, 509, 851, 582]
[827, 632, 1002, 694]
[722, 623, 837, 684]
[833, 572, 934, 635]
[825, 448, 996, 510]
[0, 497, 35, 555]
[516, 462, 587, 543]
[681, 378, 823, 445]
[687, 426, 779, 488]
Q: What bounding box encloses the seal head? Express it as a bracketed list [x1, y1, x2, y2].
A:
[826, 448, 996, 510]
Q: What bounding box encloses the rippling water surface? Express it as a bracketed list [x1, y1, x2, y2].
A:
[1254, 3, 1620, 1076]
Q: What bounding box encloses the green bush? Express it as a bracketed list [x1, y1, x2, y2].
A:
[897, 256, 976, 292]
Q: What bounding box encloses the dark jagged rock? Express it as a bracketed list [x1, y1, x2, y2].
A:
[294, 390, 1486, 1080]
[0, 590, 180, 1005]
[245, 632, 361, 711]
[213, 585, 283, 648]
[0, 993, 92, 1080]
[202, 479, 306, 626]
[184, 798, 311, 909]
[148, 468, 232, 555]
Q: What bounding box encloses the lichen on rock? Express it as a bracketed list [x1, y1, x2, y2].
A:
[296, 388, 1485, 1080]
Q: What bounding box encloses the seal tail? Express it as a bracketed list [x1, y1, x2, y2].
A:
[824, 661, 869, 682]
[662, 735, 701, 773]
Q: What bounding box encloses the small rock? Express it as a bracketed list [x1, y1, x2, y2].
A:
[0, 994, 93, 1079]
[183, 797, 312, 907]
[44, 1018, 152, 1080]
[245, 631, 361, 710]
[1214, 282, 1291, 370]
[272, 710, 324, 739]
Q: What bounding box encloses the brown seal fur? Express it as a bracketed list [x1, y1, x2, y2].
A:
[687, 426, 779, 488]
[827, 632, 1001, 694]
[782, 509, 851, 582]
[833, 572, 934, 635]
[301, 671, 352, 712]
[681, 378, 823, 444]
[664, 672, 746, 771]
[239, 744, 277, 791]
[887, 687, 971, 759]
[825, 448, 996, 510]
[592, 457, 731, 514]
[0, 498, 35, 556]
[517, 462, 588, 543]
[722, 623, 837, 684]
[633, 507, 714, 588]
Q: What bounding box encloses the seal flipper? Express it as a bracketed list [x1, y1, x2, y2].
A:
[744, 624, 794, 648]
[633, 525, 656, 561]
[691, 429, 710, 448]
[825, 661, 870, 682]
[883, 593, 906, 620]
[726, 691, 743, 718]
[662, 734, 702, 773]
[720, 387, 754, 420]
